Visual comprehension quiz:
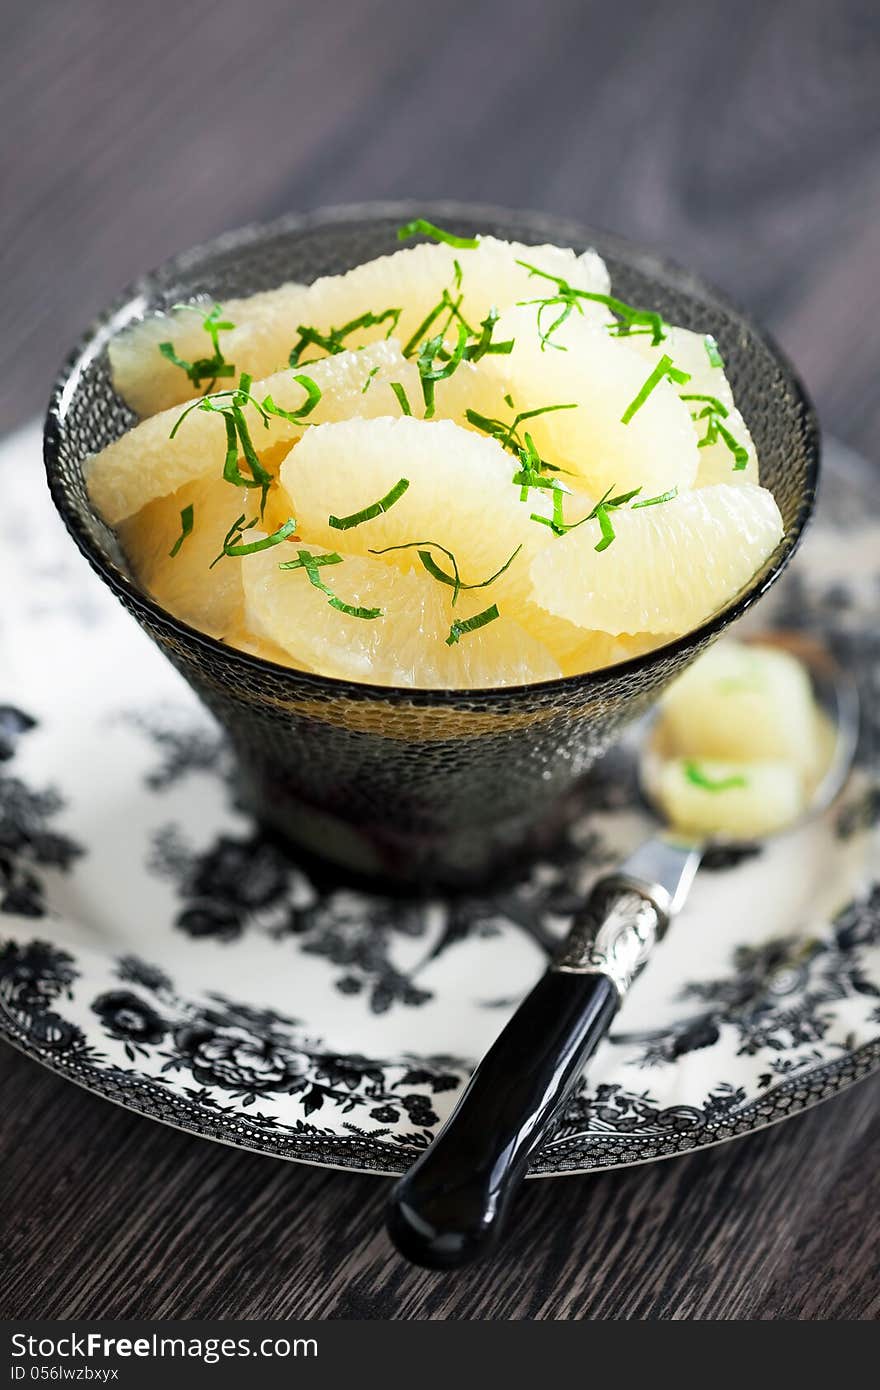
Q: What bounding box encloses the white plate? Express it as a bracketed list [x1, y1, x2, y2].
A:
[1, 425, 878, 1174]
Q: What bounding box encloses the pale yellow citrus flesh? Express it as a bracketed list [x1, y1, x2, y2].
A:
[117, 471, 252, 639]
[87, 340, 419, 525]
[243, 546, 560, 688]
[279, 415, 558, 603]
[463, 306, 700, 498]
[655, 759, 805, 838]
[649, 640, 827, 840]
[109, 238, 610, 418]
[109, 283, 306, 420]
[627, 325, 759, 485]
[529, 483, 783, 635]
[89, 232, 783, 690]
[657, 640, 821, 778]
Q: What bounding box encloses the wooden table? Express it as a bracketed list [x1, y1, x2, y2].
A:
[2, 0, 878, 1320]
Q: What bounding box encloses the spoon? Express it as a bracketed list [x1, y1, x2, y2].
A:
[385, 632, 859, 1269]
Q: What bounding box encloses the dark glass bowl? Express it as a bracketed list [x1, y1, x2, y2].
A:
[43, 202, 819, 887]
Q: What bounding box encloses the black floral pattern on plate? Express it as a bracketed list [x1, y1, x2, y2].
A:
[0, 707, 84, 918]
[613, 888, 880, 1068]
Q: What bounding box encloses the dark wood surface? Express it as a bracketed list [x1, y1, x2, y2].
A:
[2, 0, 879, 1320]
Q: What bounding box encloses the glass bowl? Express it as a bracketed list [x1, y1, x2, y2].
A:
[43, 202, 819, 886]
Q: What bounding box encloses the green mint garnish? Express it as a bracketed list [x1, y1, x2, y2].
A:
[593, 503, 615, 551]
[512, 467, 571, 503]
[329, 478, 410, 531]
[513, 430, 560, 500]
[279, 548, 383, 620]
[465, 401, 577, 455]
[704, 334, 725, 368]
[223, 517, 297, 557]
[210, 515, 296, 567]
[288, 308, 401, 367]
[684, 761, 748, 792]
[396, 219, 479, 249]
[531, 484, 643, 540]
[402, 284, 475, 359]
[418, 321, 468, 417]
[516, 261, 669, 350]
[402, 296, 449, 358]
[462, 307, 514, 363]
[631, 486, 679, 508]
[369, 541, 522, 608]
[159, 302, 236, 394]
[681, 394, 749, 469]
[713, 421, 750, 471]
[170, 372, 322, 518]
[445, 603, 500, 646]
[621, 355, 691, 424]
[261, 373, 323, 423]
[681, 392, 728, 415]
[389, 381, 413, 415]
[168, 503, 194, 558]
[361, 365, 381, 393]
[211, 512, 255, 567]
[227, 406, 273, 514]
[278, 551, 343, 571]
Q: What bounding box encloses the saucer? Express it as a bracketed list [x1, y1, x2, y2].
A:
[1, 425, 877, 1174]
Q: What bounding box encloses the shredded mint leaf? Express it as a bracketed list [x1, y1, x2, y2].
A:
[714, 421, 751, 470]
[681, 393, 749, 468]
[516, 261, 669, 349]
[402, 298, 446, 358]
[261, 374, 323, 422]
[288, 308, 401, 367]
[171, 371, 321, 519]
[681, 392, 729, 417]
[593, 503, 615, 551]
[402, 265, 479, 357]
[621, 355, 691, 424]
[704, 334, 725, 368]
[278, 551, 344, 572]
[223, 517, 297, 558]
[445, 603, 500, 646]
[463, 307, 514, 363]
[159, 302, 236, 393]
[279, 548, 382, 619]
[465, 401, 577, 455]
[532, 484, 642, 539]
[230, 404, 273, 513]
[418, 321, 468, 417]
[209, 512, 255, 568]
[329, 478, 410, 531]
[684, 761, 748, 792]
[369, 540, 521, 608]
[396, 218, 479, 249]
[168, 503, 194, 558]
[389, 381, 413, 416]
[631, 486, 678, 509]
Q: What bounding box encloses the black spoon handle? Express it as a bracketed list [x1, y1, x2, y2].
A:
[386, 879, 663, 1269]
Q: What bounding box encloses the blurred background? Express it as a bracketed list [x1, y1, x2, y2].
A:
[2, 0, 880, 457]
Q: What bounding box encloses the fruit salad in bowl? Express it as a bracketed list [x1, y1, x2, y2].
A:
[86, 217, 783, 690]
[44, 204, 817, 883]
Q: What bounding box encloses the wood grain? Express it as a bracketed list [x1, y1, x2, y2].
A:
[2, 1047, 878, 1320]
[2, 0, 879, 1320]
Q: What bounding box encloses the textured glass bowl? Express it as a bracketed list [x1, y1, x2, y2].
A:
[43, 202, 819, 886]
